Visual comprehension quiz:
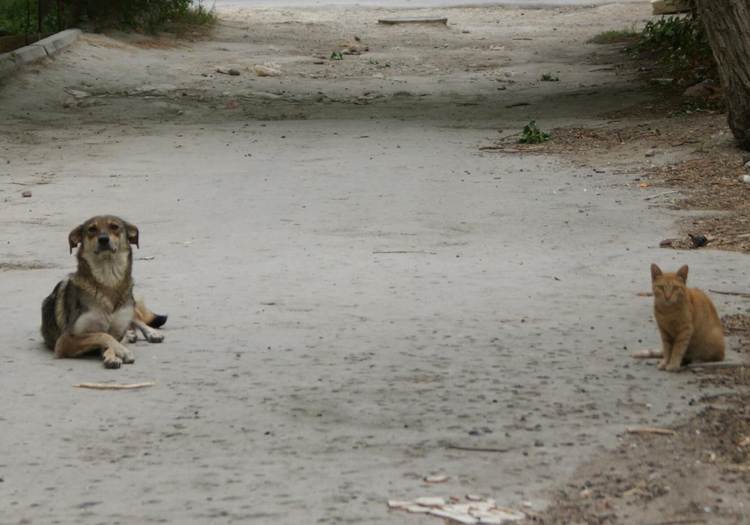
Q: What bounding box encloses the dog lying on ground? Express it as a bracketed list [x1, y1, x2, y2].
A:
[41, 215, 166, 368]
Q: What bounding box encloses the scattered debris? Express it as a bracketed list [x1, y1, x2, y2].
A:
[625, 427, 676, 436]
[378, 17, 448, 25]
[21, 190, 32, 198]
[254, 64, 282, 77]
[74, 382, 156, 390]
[636, 292, 654, 297]
[388, 496, 525, 524]
[64, 88, 91, 99]
[540, 73, 559, 82]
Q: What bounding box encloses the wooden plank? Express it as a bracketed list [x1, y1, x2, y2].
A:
[378, 17, 448, 25]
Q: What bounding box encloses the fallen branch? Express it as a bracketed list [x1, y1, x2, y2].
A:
[74, 382, 155, 390]
[625, 426, 676, 436]
[632, 349, 662, 359]
[709, 289, 750, 299]
[644, 190, 679, 201]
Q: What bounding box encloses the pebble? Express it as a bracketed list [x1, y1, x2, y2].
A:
[21, 190, 32, 198]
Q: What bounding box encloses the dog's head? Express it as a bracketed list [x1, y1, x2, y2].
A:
[68, 215, 139, 257]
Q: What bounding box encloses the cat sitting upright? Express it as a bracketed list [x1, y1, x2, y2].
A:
[649, 264, 725, 371]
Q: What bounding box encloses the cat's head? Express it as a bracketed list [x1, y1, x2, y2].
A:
[651, 263, 688, 306]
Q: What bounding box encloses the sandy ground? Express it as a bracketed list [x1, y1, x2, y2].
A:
[1, 2, 749, 524]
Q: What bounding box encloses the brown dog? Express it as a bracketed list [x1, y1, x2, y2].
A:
[41, 215, 166, 368]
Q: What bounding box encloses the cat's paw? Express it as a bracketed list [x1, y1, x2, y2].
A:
[664, 363, 682, 372]
[657, 360, 667, 370]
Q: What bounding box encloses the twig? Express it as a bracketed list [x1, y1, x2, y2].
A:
[646, 518, 706, 525]
[74, 382, 155, 390]
[632, 349, 662, 359]
[444, 444, 513, 453]
[709, 289, 750, 299]
[625, 426, 676, 436]
[478, 146, 524, 153]
[687, 362, 747, 370]
[636, 291, 654, 297]
[372, 250, 437, 255]
[644, 190, 679, 201]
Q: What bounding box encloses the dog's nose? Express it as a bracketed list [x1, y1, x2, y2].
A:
[97, 235, 110, 246]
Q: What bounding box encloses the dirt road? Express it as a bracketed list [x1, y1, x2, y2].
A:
[0, 2, 748, 524]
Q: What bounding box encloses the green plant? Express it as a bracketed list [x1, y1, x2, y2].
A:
[635, 15, 715, 84]
[0, 0, 64, 35]
[588, 28, 639, 45]
[519, 121, 551, 144]
[330, 51, 343, 60]
[540, 73, 559, 82]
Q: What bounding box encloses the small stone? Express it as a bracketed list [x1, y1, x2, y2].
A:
[743, 160, 750, 172]
[533, 439, 544, 447]
[21, 190, 32, 198]
[742, 175, 750, 184]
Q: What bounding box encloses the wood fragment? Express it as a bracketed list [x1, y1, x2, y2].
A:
[632, 349, 662, 359]
[378, 17, 447, 25]
[625, 426, 676, 436]
[644, 190, 679, 201]
[74, 382, 155, 390]
[636, 291, 654, 297]
[687, 362, 747, 370]
[724, 463, 750, 472]
[445, 444, 513, 453]
[709, 289, 750, 299]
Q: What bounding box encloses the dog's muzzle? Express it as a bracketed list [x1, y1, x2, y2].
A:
[96, 235, 114, 253]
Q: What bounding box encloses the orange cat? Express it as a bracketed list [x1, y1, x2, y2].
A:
[650, 264, 725, 371]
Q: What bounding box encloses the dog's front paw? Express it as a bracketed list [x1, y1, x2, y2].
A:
[125, 329, 138, 343]
[146, 330, 164, 344]
[657, 360, 667, 370]
[664, 363, 682, 372]
[103, 354, 123, 369]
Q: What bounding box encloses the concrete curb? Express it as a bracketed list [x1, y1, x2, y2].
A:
[0, 29, 81, 78]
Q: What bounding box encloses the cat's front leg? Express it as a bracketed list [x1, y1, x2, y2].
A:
[658, 334, 672, 370]
[665, 329, 693, 372]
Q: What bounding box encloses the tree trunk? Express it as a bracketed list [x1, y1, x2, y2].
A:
[693, 1, 750, 150]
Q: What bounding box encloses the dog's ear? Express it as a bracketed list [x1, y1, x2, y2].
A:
[68, 224, 83, 254]
[124, 221, 139, 249]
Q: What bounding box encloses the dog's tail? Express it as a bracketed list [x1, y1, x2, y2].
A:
[135, 298, 168, 329]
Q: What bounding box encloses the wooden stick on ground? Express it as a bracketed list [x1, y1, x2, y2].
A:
[444, 444, 514, 453]
[708, 289, 750, 299]
[626, 426, 676, 436]
[74, 382, 155, 390]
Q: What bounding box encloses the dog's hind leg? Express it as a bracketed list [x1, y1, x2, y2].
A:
[55, 333, 134, 368]
[132, 318, 164, 343]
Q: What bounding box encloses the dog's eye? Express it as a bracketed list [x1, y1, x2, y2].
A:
[110, 224, 120, 232]
[87, 226, 97, 235]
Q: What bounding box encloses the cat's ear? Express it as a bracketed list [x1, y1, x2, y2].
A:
[650, 263, 662, 281]
[676, 265, 689, 283]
